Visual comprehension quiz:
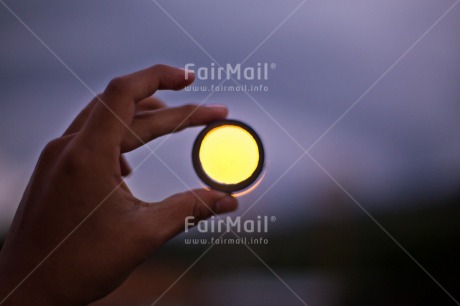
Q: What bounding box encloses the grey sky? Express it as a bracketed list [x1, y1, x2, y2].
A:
[1, 0, 460, 232]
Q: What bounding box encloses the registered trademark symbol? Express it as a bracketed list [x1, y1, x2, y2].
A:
[270, 216, 276, 222]
[270, 63, 276, 69]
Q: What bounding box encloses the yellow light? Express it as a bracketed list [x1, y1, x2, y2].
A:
[192, 120, 264, 193]
[199, 125, 259, 184]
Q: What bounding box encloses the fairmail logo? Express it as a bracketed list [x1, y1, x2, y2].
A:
[185, 215, 276, 233]
[184, 62, 276, 81]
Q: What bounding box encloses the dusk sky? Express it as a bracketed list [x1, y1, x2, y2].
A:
[1, 0, 460, 233]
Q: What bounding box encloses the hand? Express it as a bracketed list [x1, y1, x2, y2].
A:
[0, 64, 238, 305]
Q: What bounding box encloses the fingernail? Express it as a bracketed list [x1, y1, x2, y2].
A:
[206, 104, 226, 109]
[180, 68, 195, 80]
[205, 104, 228, 115]
[215, 195, 237, 214]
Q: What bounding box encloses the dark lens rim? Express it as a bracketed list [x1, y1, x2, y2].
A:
[192, 119, 265, 193]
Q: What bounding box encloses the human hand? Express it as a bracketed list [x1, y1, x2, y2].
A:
[0, 64, 238, 305]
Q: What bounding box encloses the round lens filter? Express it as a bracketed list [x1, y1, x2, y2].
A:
[192, 120, 264, 193]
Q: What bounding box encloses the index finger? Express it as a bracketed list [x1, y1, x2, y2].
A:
[77, 64, 194, 151]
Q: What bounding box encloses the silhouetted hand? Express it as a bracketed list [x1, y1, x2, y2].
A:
[0, 64, 237, 305]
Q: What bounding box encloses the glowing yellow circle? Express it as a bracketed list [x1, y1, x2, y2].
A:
[199, 125, 260, 185]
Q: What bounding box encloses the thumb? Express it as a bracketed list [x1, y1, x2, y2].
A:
[144, 189, 238, 243]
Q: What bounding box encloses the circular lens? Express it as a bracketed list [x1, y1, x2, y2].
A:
[192, 120, 264, 193]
